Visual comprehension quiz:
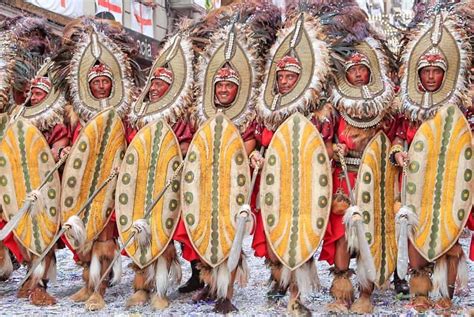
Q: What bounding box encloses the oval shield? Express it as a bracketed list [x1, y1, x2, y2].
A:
[116, 120, 182, 268]
[406, 104, 473, 261]
[0, 118, 61, 255]
[61, 109, 126, 248]
[260, 113, 332, 270]
[356, 132, 397, 287]
[181, 114, 250, 267]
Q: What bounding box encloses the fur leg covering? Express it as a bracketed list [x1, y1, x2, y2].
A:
[326, 268, 354, 313]
[85, 239, 118, 311]
[126, 264, 154, 308]
[151, 244, 181, 310]
[409, 267, 433, 312]
[279, 258, 319, 296]
[70, 264, 92, 302]
[432, 243, 467, 307]
[350, 284, 374, 314]
[0, 242, 13, 280]
[198, 254, 247, 301]
[88, 239, 117, 295]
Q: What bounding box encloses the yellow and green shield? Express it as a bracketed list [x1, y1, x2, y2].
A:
[181, 114, 250, 268]
[260, 113, 332, 270]
[61, 109, 126, 248]
[116, 120, 182, 268]
[356, 132, 397, 287]
[406, 104, 473, 261]
[0, 119, 61, 255]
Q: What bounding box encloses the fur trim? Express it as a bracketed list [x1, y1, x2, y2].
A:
[330, 37, 395, 121]
[26, 190, 46, 218]
[410, 269, 433, 296]
[330, 271, 354, 302]
[31, 260, 46, 286]
[154, 255, 169, 297]
[198, 261, 232, 300]
[278, 258, 319, 296]
[128, 34, 195, 129]
[64, 103, 80, 132]
[343, 205, 361, 253]
[132, 219, 151, 249]
[110, 249, 122, 286]
[193, 24, 259, 133]
[89, 251, 101, 290]
[431, 255, 449, 298]
[400, 14, 471, 122]
[64, 215, 86, 251]
[24, 93, 66, 132]
[0, 32, 16, 112]
[395, 205, 418, 240]
[257, 14, 331, 131]
[68, 28, 133, 122]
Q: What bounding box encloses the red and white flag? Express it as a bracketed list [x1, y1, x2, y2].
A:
[131, 0, 153, 37]
[95, 0, 123, 23]
[26, 0, 84, 18]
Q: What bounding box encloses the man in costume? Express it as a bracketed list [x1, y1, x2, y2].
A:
[0, 60, 69, 305]
[50, 21, 135, 309]
[391, 11, 472, 311]
[120, 31, 195, 309]
[251, 13, 333, 316]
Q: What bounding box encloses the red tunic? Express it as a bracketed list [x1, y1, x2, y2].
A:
[173, 121, 255, 262]
[251, 113, 335, 259]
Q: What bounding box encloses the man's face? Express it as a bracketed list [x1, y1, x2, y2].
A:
[277, 70, 299, 95]
[89, 76, 113, 99]
[30, 87, 48, 106]
[149, 79, 170, 102]
[346, 64, 371, 86]
[215, 81, 238, 106]
[419, 66, 444, 92]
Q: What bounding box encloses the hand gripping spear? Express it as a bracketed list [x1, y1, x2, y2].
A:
[337, 148, 376, 284]
[396, 142, 417, 280]
[227, 148, 262, 272]
[0, 153, 69, 241]
[90, 162, 184, 296]
[19, 168, 119, 286]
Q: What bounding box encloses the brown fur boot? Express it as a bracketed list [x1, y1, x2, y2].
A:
[287, 283, 311, 317]
[351, 285, 374, 314]
[85, 239, 117, 311]
[126, 264, 153, 308]
[70, 264, 92, 302]
[409, 267, 433, 312]
[29, 279, 57, 306]
[17, 278, 34, 298]
[326, 268, 354, 313]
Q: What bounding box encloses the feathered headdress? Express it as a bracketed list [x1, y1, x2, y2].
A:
[399, 12, 471, 122]
[129, 33, 195, 129]
[20, 60, 67, 132]
[257, 13, 331, 130]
